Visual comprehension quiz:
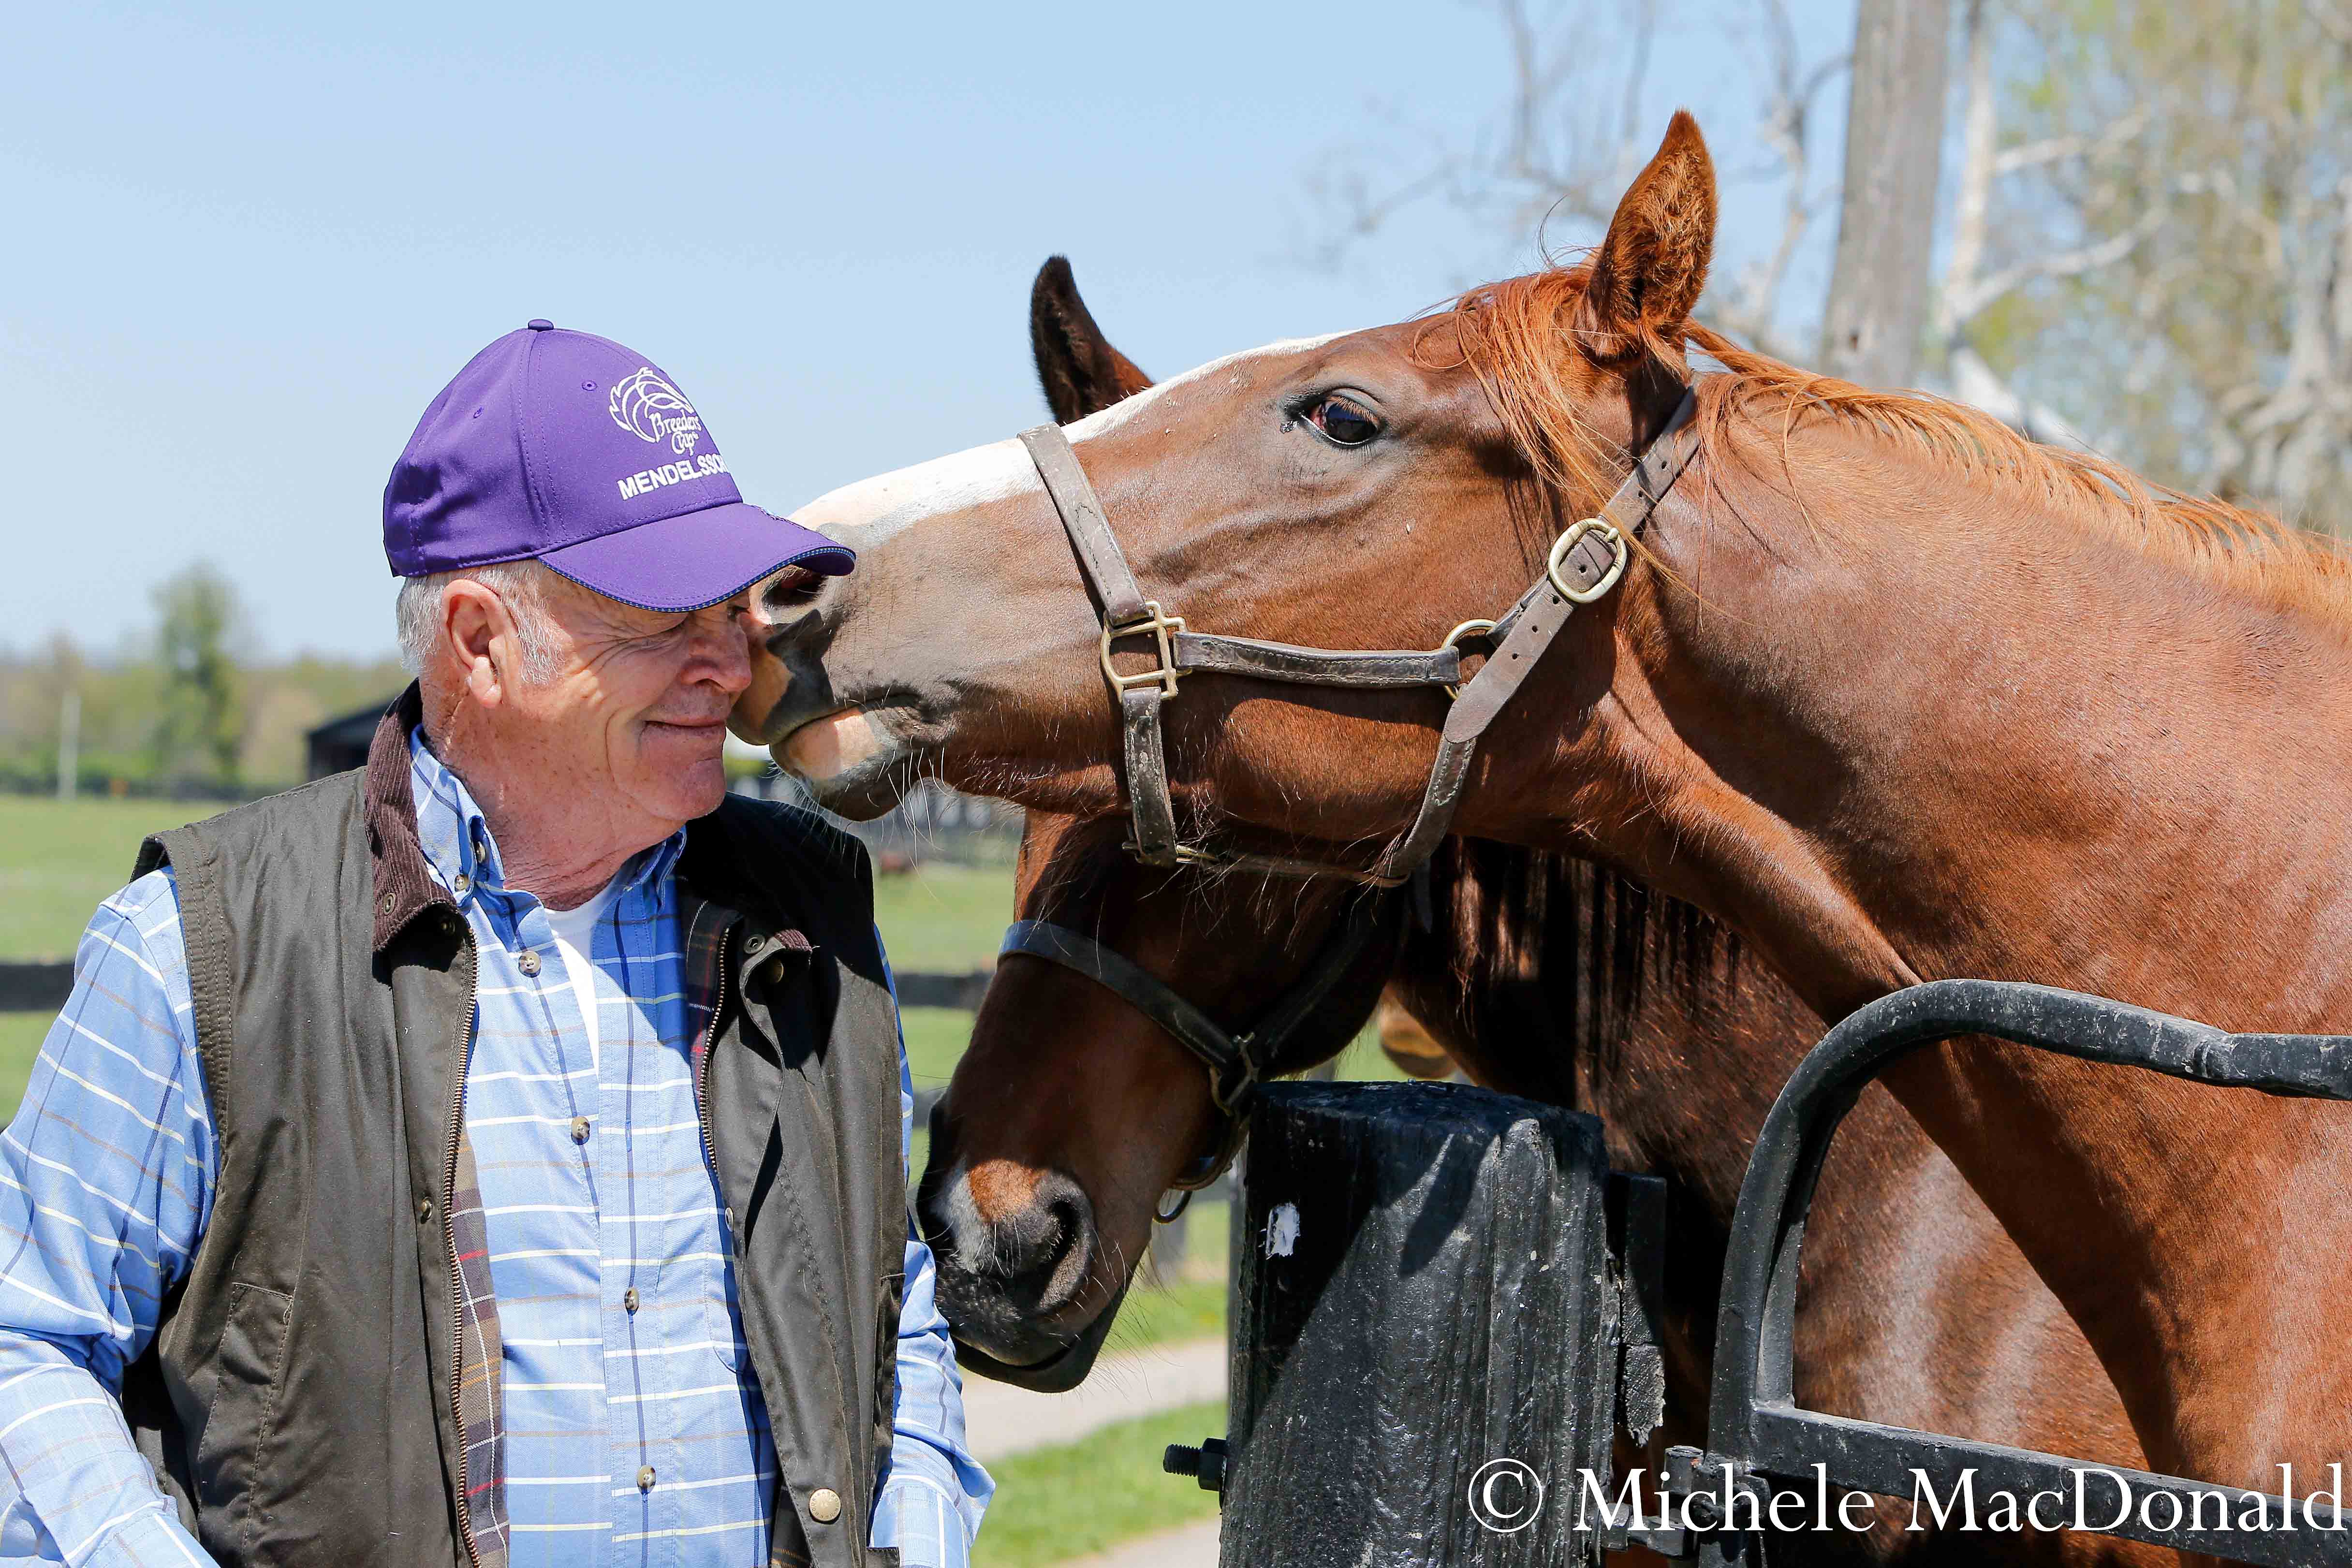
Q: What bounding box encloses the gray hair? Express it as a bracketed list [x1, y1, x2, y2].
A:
[396, 560, 563, 681]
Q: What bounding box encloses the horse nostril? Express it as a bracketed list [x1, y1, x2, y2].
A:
[942, 1167, 1100, 1317]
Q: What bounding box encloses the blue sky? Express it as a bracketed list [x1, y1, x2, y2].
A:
[2, 1, 1853, 659]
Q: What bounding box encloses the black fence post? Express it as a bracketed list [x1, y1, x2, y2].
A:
[1216, 1081, 1621, 1566]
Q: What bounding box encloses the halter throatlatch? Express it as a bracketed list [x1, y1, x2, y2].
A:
[1017, 385, 1700, 886]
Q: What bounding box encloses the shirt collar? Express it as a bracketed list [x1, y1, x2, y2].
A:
[406, 728, 687, 907]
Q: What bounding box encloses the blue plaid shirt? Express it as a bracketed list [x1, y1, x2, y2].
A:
[0, 735, 989, 1567]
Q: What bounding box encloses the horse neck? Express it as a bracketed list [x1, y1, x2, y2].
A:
[1609, 411, 2352, 1026]
[1548, 417, 2352, 1479]
[1403, 850, 1792, 1217]
[1395, 852, 2062, 1456]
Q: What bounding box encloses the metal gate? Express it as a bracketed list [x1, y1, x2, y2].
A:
[1165, 980, 2352, 1568]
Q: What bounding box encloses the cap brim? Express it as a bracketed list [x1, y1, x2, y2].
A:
[536, 501, 856, 613]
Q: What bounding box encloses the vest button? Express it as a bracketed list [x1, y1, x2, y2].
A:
[808, 1487, 842, 1524]
[516, 948, 542, 977]
[637, 1465, 656, 1492]
[624, 1287, 640, 1313]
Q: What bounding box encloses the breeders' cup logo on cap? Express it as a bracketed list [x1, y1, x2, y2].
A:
[609, 367, 704, 455]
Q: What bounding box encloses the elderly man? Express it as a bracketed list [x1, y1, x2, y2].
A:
[0, 321, 988, 1568]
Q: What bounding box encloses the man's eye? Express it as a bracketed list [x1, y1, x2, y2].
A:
[1306, 394, 1382, 447]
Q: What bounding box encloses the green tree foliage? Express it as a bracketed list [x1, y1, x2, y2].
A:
[0, 565, 404, 797]
[1974, 0, 2352, 528]
[148, 565, 249, 786]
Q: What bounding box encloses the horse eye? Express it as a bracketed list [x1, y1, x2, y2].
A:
[1306, 394, 1382, 447]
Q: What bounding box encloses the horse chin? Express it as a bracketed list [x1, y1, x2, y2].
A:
[940, 1283, 1131, 1394]
[772, 707, 913, 821]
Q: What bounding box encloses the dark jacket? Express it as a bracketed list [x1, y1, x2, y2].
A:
[121, 689, 906, 1568]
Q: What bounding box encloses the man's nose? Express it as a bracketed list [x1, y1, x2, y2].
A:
[694, 609, 754, 694]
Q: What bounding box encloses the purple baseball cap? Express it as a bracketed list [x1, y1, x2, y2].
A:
[383, 320, 853, 611]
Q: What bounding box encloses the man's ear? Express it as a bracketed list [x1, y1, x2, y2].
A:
[443, 578, 519, 709]
[1575, 109, 1717, 363]
[1029, 257, 1155, 423]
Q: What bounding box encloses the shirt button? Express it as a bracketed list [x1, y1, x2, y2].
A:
[451, 872, 471, 896]
[623, 1287, 640, 1313]
[637, 1465, 656, 1493]
[808, 1487, 842, 1524]
[516, 949, 542, 977]
[570, 1114, 591, 1144]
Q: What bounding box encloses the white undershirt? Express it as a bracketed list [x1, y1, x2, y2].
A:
[542, 879, 620, 1077]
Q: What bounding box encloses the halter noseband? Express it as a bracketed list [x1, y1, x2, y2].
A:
[1000, 388, 1702, 1198]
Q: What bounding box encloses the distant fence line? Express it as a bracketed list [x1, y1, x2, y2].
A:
[732, 772, 1023, 868]
[2, 960, 996, 1016]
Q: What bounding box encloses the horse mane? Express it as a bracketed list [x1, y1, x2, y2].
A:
[1439, 266, 2352, 630]
[1423, 837, 1744, 1065]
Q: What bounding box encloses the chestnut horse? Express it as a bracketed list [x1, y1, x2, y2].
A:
[932, 815, 2157, 1565]
[750, 113, 2352, 1490]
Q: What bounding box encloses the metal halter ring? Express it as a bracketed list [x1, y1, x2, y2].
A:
[1546, 518, 1629, 604]
[1155, 1188, 1194, 1225]
[1098, 601, 1187, 698]
[1438, 618, 1499, 700]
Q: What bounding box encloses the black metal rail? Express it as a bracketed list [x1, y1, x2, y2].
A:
[1688, 979, 2352, 1568]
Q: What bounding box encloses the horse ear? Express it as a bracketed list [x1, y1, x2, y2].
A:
[1576, 110, 1717, 362]
[1030, 256, 1155, 423]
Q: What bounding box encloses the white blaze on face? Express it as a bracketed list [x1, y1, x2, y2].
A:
[790, 437, 1039, 551]
[785, 331, 1353, 550]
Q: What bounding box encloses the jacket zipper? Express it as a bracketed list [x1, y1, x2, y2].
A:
[443, 927, 485, 1568]
[694, 915, 731, 1198]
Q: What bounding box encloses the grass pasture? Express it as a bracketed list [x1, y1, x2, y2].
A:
[972, 1401, 1224, 1567]
[0, 795, 208, 960]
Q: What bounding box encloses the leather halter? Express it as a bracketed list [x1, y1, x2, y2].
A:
[996, 390, 1703, 1198]
[999, 883, 1395, 1196]
[1016, 385, 1702, 886]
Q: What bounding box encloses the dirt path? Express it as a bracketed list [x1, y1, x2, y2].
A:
[959, 1336, 1225, 1461]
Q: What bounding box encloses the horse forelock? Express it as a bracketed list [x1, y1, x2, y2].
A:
[1440, 267, 2352, 635]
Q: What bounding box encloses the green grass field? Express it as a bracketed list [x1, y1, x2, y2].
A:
[0, 1014, 46, 1118]
[0, 796, 210, 959]
[873, 863, 1014, 972]
[972, 1401, 1224, 1568]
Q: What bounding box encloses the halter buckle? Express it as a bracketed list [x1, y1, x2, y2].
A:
[1439, 618, 1499, 700]
[1099, 601, 1187, 698]
[1547, 518, 1629, 604]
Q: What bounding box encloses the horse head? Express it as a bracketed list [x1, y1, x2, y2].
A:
[918, 811, 1398, 1382]
[743, 112, 1718, 847]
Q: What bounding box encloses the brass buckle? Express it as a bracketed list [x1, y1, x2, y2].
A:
[1547, 518, 1628, 604]
[1119, 840, 1231, 871]
[1099, 601, 1186, 698]
[1439, 618, 1499, 701]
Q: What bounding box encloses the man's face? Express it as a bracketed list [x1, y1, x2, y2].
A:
[500, 572, 756, 831]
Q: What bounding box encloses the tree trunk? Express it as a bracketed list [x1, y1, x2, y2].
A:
[1818, 0, 1953, 387]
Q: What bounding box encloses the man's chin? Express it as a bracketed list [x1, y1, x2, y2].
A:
[638, 731, 732, 816]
